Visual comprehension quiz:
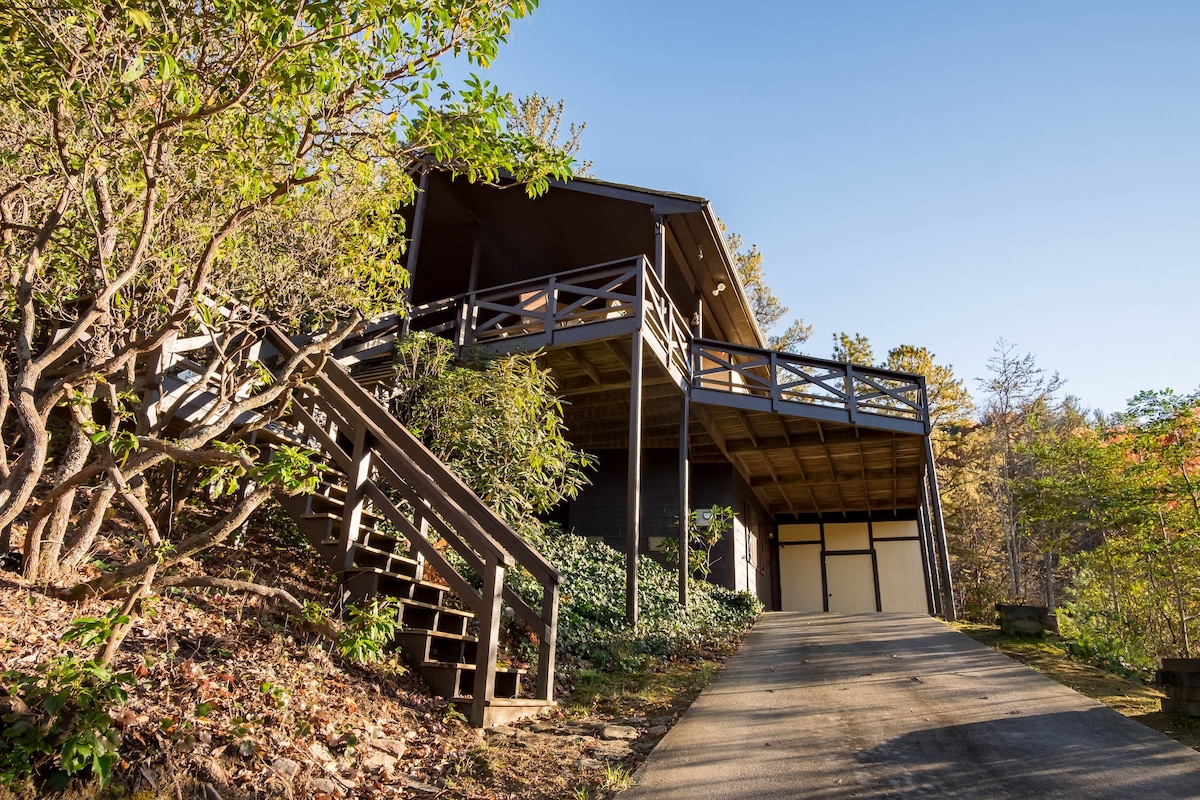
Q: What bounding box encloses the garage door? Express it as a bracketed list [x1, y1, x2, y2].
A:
[778, 520, 929, 613]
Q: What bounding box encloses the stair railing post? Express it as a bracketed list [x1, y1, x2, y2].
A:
[338, 424, 371, 574]
[413, 516, 429, 582]
[471, 554, 504, 727]
[924, 437, 956, 620]
[535, 582, 559, 702]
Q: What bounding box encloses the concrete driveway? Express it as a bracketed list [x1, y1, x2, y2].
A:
[622, 612, 1200, 799]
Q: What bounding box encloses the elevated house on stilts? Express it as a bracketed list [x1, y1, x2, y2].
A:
[149, 172, 954, 728]
[392, 173, 955, 623]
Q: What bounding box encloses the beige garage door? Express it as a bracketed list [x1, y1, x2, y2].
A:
[777, 520, 928, 614]
[778, 524, 823, 612]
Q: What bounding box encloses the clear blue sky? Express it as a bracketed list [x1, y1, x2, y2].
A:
[469, 1, 1200, 416]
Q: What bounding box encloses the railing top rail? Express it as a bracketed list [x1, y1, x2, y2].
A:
[264, 325, 562, 586]
[442, 256, 651, 305]
[642, 265, 692, 335]
[692, 337, 925, 384]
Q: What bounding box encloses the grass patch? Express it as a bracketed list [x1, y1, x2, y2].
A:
[563, 653, 727, 720]
[951, 621, 1200, 752]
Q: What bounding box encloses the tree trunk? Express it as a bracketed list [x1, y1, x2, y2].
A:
[26, 421, 93, 581]
[1158, 506, 1192, 657]
[1044, 550, 1054, 611]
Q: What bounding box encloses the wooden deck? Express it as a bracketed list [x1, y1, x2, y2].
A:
[399, 256, 934, 518]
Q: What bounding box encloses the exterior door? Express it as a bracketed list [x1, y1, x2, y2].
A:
[824, 554, 877, 612]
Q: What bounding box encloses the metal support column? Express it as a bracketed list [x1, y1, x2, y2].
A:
[626, 329, 644, 628]
[678, 393, 690, 608]
[924, 436, 956, 620]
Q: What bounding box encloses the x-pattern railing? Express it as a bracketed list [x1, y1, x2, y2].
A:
[691, 340, 929, 433]
[409, 258, 930, 434]
[456, 258, 643, 347]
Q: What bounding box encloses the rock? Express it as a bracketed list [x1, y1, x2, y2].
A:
[484, 725, 522, 739]
[590, 739, 633, 760]
[600, 724, 638, 741]
[361, 751, 398, 773]
[529, 722, 559, 734]
[270, 758, 298, 781]
[649, 715, 675, 727]
[369, 738, 407, 758]
[574, 757, 605, 771]
[396, 773, 442, 794]
[646, 725, 670, 738]
[308, 777, 342, 796]
[309, 742, 335, 763]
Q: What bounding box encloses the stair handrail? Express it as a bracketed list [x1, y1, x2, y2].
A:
[263, 325, 563, 586]
[263, 325, 561, 715]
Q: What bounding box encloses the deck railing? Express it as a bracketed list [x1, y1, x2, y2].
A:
[690, 340, 929, 435]
[409, 258, 930, 434]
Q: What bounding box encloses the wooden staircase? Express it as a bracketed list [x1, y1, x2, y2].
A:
[166, 324, 561, 727]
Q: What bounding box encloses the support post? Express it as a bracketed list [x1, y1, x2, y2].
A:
[339, 424, 372, 574]
[654, 214, 667, 282]
[401, 170, 430, 336]
[626, 328, 644, 628]
[917, 481, 941, 616]
[471, 556, 504, 728]
[678, 393, 691, 608]
[924, 437, 956, 620]
[535, 583, 559, 702]
[467, 225, 483, 293]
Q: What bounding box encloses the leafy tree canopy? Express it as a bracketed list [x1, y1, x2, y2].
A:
[0, 0, 574, 582]
[507, 93, 593, 177]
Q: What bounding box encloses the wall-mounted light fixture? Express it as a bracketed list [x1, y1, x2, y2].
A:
[711, 281, 727, 297]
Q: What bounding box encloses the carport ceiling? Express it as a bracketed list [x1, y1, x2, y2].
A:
[545, 342, 928, 517]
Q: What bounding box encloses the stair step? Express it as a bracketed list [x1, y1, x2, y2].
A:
[451, 698, 557, 728]
[395, 630, 478, 664]
[302, 509, 388, 530]
[420, 661, 527, 700]
[399, 598, 473, 636]
[342, 567, 450, 607]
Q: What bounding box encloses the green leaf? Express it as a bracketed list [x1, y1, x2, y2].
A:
[126, 9, 152, 29]
[120, 56, 145, 83]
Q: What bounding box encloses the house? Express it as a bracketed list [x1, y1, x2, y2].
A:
[99, 169, 957, 725]
[396, 172, 955, 622]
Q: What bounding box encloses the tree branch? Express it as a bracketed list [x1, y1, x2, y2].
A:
[156, 575, 338, 641]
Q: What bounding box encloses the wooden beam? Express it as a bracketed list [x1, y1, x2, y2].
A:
[562, 347, 602, 385]
[735, 410, 759, 448]
[605, 339, 632, 373]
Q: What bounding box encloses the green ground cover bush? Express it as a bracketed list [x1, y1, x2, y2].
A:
[521, 526, 762, 671]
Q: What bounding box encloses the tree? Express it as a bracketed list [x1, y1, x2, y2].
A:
[506, 93, 593, 177]
[0, 0, 571, 601]
[832, 331, 874, 366]
[384, 333, 593, 532]
[978, 338, 1064, 599]
[722, 226, 811, 352]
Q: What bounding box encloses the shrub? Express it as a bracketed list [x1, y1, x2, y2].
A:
[511, 526, 762, 672]
[0, 615, 135, 790]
